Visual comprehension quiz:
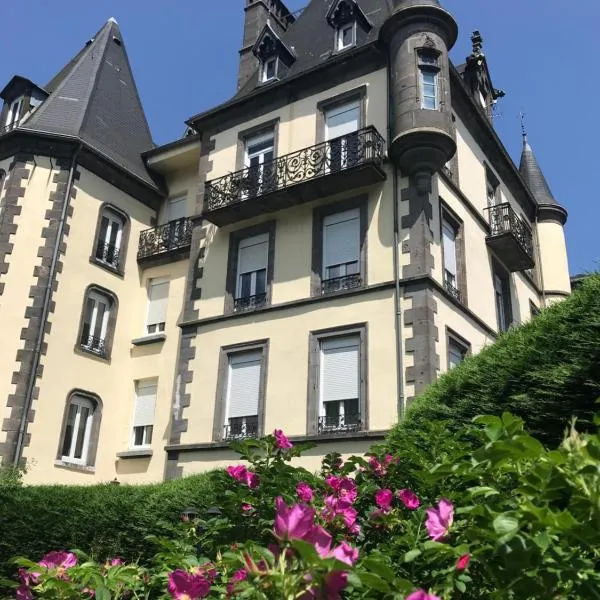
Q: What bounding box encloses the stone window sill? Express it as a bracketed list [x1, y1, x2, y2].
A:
[131, 333, 166, 346]
[116, 449, 153, 459]
[54, 459, 96, 473]
[89, 256, 124, 278]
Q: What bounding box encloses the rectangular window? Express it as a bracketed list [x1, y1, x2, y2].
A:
[61, 397, 94, 464]
[81, 291, 111, 354]
[421, 70, 438, 110]
[245, 130, 275, 196]
[493, 267, 513, 332]
[132, 380, 156, 448]
[323, 208, 360, 287]
[224, 350, 262, 440]
[319, 334, 361, 433]
[337, 22, 356, 50]
[261, 57, 278, 83]
[6, 97, 23, 128]
[325, 100, 360, 170]
[95, 211, 124, 268]
[235, 233, 268, 309]
[146, 278, 169, 334]
[166, 196, 187, 223]
[447, 335, 469, 370]
[442, 217, 458, 290]
[486, 168, 500, 207]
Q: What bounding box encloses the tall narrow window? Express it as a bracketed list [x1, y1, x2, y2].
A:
[319, 335, 361, 433]
[322, 208, 360, 292]
[325, 100, 360, 170]
[132, 380, 156, 448]
[448, 335, 469, 370]
[336, 22, 356, 50]
[442, 217, 459, 298]
[245, 130, 275, 196]
[261, 56, 278, 83]
[166, 196, 187, 223]
[418, 52, 440, 110]
[94, 208, 125, 269]
[486, 168, 500, 207]
[235, 233, 268, 311]
[493, 266, 512, 332]
[224, 350, 262, 440]
[146, 278, 169, 334]
[5, 97, 23, 128]
[60, 396, 95, 465]
[80, 290, 113, 356]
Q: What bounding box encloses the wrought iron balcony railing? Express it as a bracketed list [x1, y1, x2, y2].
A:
[234, 293, 267, 312]
[318, 414, 361, 434]
[80, 335, 107, 357]
[204, 126, 386, 214]
[224, 416, 259, 441]
[443, 272, 462, 303]
[137, 217, 192, 262]
[484, 203, 534, 271]
[94, 241, 121, 269]
[322, 274, 363, 295]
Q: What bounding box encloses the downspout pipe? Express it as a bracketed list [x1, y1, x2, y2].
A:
[388, 59, 405, 421]
[12, 145, 81, 467]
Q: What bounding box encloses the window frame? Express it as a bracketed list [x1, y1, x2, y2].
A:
[316, 86, 366, 144]
[417, 50, 441, 111]
[260, 56, 279, 83]
[311, 195, 368, 297]
[145, 277, 170, 335]
[439, 202, 467, 304]
[307, 323, 368, 436]
[492, 259, 513, 332]
[445, 327, 471, 370]
[336, 21, 356, 51]
[224, 221, 276, 314]
[131, 379, 157, 449]
[485, 166, 500, 207]
[213, 339, 269, 442]
[76, 285, 118, 361]
[5, 96, 23, 128]
[90, 203, 130, 276]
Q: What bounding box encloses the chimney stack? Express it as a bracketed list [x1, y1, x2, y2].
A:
[238, 0, 294, 91]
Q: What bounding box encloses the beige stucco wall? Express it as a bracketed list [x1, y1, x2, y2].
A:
[537, 220, 571, 297]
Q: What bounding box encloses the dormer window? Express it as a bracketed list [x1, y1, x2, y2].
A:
[337, 22, 356, 51]
[5, 97, 23, 128]
[327, 0, 371, 53]
[418, 51, 441, 110]
[252, 23, 295, 88]
[261, 56, 278, 83]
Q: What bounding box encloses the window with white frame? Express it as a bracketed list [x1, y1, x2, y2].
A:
[80, 290, 112, 356]
[5, 97, 23, 128]
[146, 278, 169, 334]
[235, 233, 268, 306]
[319, 335, 361, 432]
[224, 350, 262, 439]
[166, 196, 187, 223]
[418, 52, 439, 110]
[60, 395, 95, 465]
[261, 56, 278, 83]
[131, 380, 156, 448]
[94, 208, 125, 269]
[336, 22, 356, 50]
[448, 336, 469, 370]
[323, 208, 360, 284]
[442, 216, 459, 293]
[486, 169, 500, 207]
[324, 100, 360, 170]
[245, 130, 275, 195]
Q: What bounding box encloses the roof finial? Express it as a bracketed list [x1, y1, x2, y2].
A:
[520, 110, 527, 142]
[107, 16, 118, 24]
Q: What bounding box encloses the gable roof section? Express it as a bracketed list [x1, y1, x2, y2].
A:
[21, 19, 157, 190]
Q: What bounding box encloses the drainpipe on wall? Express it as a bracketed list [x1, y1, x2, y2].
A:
[387, 59, 405, 421]
[12, 145, 82, 467]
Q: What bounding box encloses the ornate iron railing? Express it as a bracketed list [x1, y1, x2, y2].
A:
[137, 217, 192, 261]
[318, 414, 361, 434]
[443, 272, 462, 303]
[94, 241, 120, 269]
[322, 274, 362, 295]
[0, 122, 18, 135]
[224, 416, 259, 441]
[80, 335, 107, 357]
[205, 126, 385, 212]
[485, 203, 534, 260]
[234, 293, 267, 312]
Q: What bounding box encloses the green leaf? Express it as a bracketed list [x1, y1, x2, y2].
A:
[533, 530, 551, 552]
[346, 572, 363, 589]
[290, 539, 320, 564]
[403, 549, 422, 563]
[455, 580, 467, 593]
[94, 586, 111, 600]
[359, 573, 391, 593]
[362, 557, 395, 581]
[493, 514, 519, 537]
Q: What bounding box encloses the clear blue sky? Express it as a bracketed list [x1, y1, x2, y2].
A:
[1, 1, 597, 275]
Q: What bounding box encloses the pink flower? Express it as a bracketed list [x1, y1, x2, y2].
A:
[246, 471, 260, 489]
[326, 476, 357, 503]
[322, 496, 358, 532]
[296, 481, 314, 503]
[109, 558, 123, 566]
[274, 429, 293, 450]
[39, 551, 77, 570]
[375, 489, 393, 511]
[425, 499, 454, 541]
[274, 496, 315, 541]
[16, 584, 33, 600]
[305, 524, 333, 557]
[241, 503, 254, 512]
[324, 571, 348, 598]
[226, 465, 259, 489]
[398, 489, 421, 510]
[328, 541, 359, 566]
[406, 591, 441, 600]
[226, 568, 247, 597]
[167, 570, 211, 599]
[456, 554, 471, 570]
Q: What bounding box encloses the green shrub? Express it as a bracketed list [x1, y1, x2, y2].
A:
[391, 273, 600, 447]
[0, 473, 214, 581]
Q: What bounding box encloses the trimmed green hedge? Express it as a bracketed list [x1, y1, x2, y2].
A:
[0, 473, 214, 579]
[390, 273, 600, 447]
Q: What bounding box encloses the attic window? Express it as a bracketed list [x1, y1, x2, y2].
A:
[261, 56, 278, 83]
[5, 97, 23, 129]
[337, 22, 356, 51]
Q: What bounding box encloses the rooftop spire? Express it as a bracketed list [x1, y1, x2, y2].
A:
[519, 132, 558, 206]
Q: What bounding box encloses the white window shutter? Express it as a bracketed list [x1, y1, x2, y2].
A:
[134, 381, 157, 428]
[238, 233, 269, 275]
[167, 196, 187, 222]
[323, 209, 359, 268]
[325, 102, 360, 139]
[320, 335, 360, 403]
[227, 351, 262, 418]
[147, 280, 169, 326]
[442, 220, 457, 277]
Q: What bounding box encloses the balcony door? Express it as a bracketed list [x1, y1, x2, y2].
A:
[164, 196, 187, 248]
[245, 131, 275, 197]
[325, 101, 360, 171]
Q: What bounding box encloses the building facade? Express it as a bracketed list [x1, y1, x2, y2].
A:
[0, 0, 571, 485]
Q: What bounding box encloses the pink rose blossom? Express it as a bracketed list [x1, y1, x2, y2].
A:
[375, 489, 394, 511]
[274, 496, 316, 541]
[322, 495, 358, 532]
[406, 591, 441, 600]
[246, 471, 260, 489]
[226, 568, 247, 597]
[325, 475, 358, 503]
[274, 429, 293, 449]
[456, 554, 471, 570]
[39, 551, 77, 570]
[305, 524, 333, 558]
[296, 481, 314, 503]
[167, 570, 211, 599]
[398, 489, 421, 510]
[328, 541, 359, 566]
[242, 503, 254, 512]
[16, 586, 33, 600]
[109, 558, 123, 566]
[325, 571, 349, 598]
[226, 465, 259, 489]
[425, 499, 454, 541]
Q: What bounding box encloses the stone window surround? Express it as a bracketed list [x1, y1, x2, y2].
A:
[89, 202, 130, 277]
[55, 389, 103, 471]
[224, 220, 277, 315]
[315, 85, 367, 144]
[74, 284, 119, 362]
[235, 118, 280, 172]
[439, 199, 468, 305]
[445, 326, 472, 370]
[307, 322, 368, 436]
[311, 194, 368, 297]
[212, 339, 270, 442]
[415, 46, 444, 110]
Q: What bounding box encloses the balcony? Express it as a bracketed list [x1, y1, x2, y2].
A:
[137, 217, 192, 266]
[204, 126, 386, 226]
[234, 293, 267, 312]
[485, 203, 534, 272]
[80, 335, 107, 358]
[224, 416, 259, 441]
[318, 414, 362, 435]
[322, 273, 362, 295]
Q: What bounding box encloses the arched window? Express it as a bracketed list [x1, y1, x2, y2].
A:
[93, 205, 128, 271]
[57, 391, 103, 468]
[78, 286, 118, 359]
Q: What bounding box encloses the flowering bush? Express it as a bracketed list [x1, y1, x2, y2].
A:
[7, 413, 600, 598]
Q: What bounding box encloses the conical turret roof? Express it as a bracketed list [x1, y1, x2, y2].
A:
[519, 135, 558, 206]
